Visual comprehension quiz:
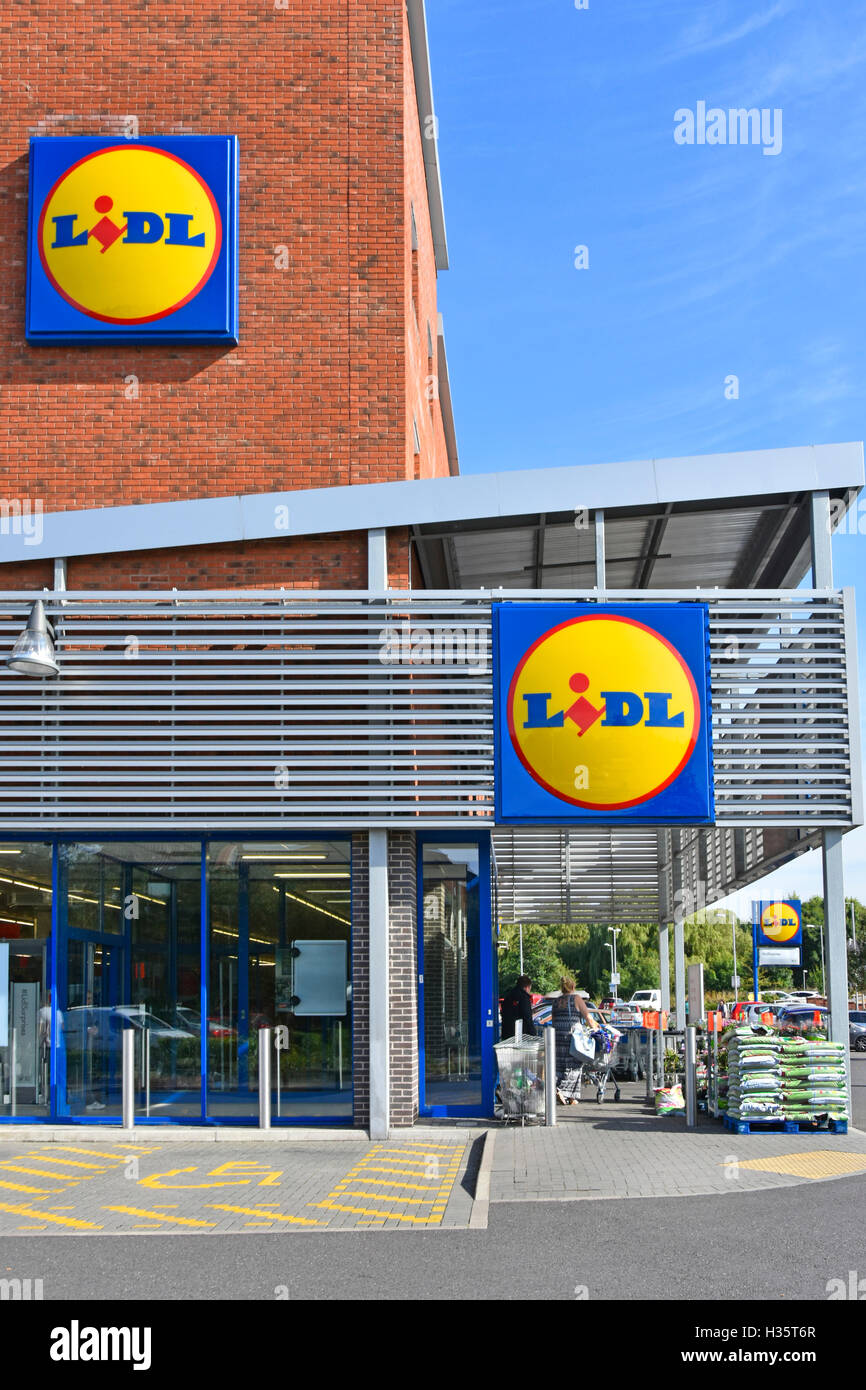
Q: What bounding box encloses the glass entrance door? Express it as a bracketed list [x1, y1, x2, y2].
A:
[63, 937, 126, 1116]
[207, 842, 352, 1122]
[418, 837, 495, 1117]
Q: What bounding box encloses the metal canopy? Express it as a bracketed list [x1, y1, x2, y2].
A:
[412, 494, 852, 593]
[0, 441, 861, 567]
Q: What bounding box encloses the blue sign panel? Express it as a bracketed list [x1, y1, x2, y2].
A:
[753, 899, 803, 948]
[27, 136, 239, 344]
[493, 602, 714, 824]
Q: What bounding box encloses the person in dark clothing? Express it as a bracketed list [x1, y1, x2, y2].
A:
[500, 975, 536, 1039]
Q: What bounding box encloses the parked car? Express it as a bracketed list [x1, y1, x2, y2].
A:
[628, 989, 662, 1013]
[849, 1010, 866, 1052]
[63, 1005, 195, 1050]
[741, 1002, 787, 1028]
[731, 999, 766, 1021]
[174, 1006, 236, 1039]
[775, 1004, 829, 1033]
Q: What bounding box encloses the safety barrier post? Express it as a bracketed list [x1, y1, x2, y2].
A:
[122, 1026, 135, 1129]
[645, 1029, 654, 1101]
[544, 1025, 556, 1127]
[258, 1027, 272, 1129]
[685, 1026, 697, 1128]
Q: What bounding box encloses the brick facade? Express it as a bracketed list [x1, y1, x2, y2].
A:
[387, 830, 419, 1125]
[0, 1, 451, 590]
[351, 830, 419, 1130]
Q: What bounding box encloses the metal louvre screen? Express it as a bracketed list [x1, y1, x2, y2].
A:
[0, 589, 858, 831]
[0, 594, 493, 830]
[493, 827, 662, 926]
[708, 592, 855, 826]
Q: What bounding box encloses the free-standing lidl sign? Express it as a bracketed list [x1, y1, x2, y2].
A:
[493, 603, 714, 824]
[754, 900, 802, 948]
[27, 137, 238, 343]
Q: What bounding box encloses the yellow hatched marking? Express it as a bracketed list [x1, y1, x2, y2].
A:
[34, 1146, 138, 1162]
[207, 1203, 325, 1226]
[104, 1205, 216, 1228]
[311, 1199, 440, 1225]
[379, 1144, 461, 1152]
[355, 1166, 443, 1182]
[0, 1201, 102, 1229]
[28, 1154, 112, 1172]
[734, 1150, 866, 1179]
[0, 1180, 64, 1196]
[349, 1174, 441, 1190]
[339, 1190, 435, 1206]
[0, 1164, 89, 1182]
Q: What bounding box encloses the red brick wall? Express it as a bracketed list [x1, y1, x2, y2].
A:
[402, 8, 450, 483]
[0, 2, 446, 589]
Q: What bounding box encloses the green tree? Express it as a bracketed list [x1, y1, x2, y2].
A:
[497, 923, 568, 994]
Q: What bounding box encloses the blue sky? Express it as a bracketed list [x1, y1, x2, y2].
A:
[427, 0, 866, 908]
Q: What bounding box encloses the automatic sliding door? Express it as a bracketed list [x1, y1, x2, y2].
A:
[207, 842, 352, 1121]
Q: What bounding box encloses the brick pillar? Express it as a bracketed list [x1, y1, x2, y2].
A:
[388, 831, 419, 1126]
[351, 832, 370, 1129]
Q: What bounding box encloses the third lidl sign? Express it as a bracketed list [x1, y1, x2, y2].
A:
[493, 602, 714, 823]
[27, 136, 238, 343]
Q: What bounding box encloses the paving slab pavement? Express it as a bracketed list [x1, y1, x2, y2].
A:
[489, 1079, 866, 1203]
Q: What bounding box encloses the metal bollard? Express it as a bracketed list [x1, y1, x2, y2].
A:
[122, 1026, 135, 1129]
[645, 1029, 654, 1101]
[544, 1025, 556, 1127]
[685, 1026, 697, 1128]
[515, 1019, 523, 1043]
[10, 1028, 16, 1117]
[657, 1018, 664, 1088]
[258, 1027, 272, 1129]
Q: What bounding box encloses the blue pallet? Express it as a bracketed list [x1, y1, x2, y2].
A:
[723, 1114, 848, 1135]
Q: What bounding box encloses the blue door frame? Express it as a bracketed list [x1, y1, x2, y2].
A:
[417, 831, 496, 1118]
[1, 834, 354, 1127]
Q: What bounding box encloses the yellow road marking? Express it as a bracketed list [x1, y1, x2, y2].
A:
[0, 1180, 64, 1196]
[344, 1175, 442, 1191]
[27, 1154, 112, 1172]
[103, 1206, 216, 1228]
[207, 1203, 324, 1226]
[35, 1146, 139, 1162]
[0, 1164, 89, 1182]
[354, 1166, 444, 1182]
[0, 1202, 102, 1230]
[311, 1199, 440, 1225]
[338, 1189, 436, 1205]
[379, 1144, 462, 1153]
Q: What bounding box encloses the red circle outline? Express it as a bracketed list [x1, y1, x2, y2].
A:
[505, 612, 701, 810]
[37, 144, 223, 324]
[760, 902, 801, 942]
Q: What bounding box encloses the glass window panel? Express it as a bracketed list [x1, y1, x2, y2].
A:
[60, 842, 201, 1120]
[422, 844, 482, 1108]
[0, 843, 52, 1119]
[208, 842, 352, 1121]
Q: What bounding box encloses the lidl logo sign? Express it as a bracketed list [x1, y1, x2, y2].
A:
[27, 137, 238, 343]
[493, 603, 714, 823]
[754, 900, 802, 947]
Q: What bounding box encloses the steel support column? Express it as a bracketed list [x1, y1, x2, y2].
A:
[368, 528, 390, 1138]
[658, 924, 671, 1015]
[822, 830, 851, 1104]
[674, 918, 686, 1031]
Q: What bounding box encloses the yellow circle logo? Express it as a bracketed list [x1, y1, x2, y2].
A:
[38, 145, 222, 323]
[507, 614, 700, 809]
[759, 902, 801, 943]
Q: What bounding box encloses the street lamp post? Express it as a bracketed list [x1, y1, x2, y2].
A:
[607, 927, 621, 1002]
